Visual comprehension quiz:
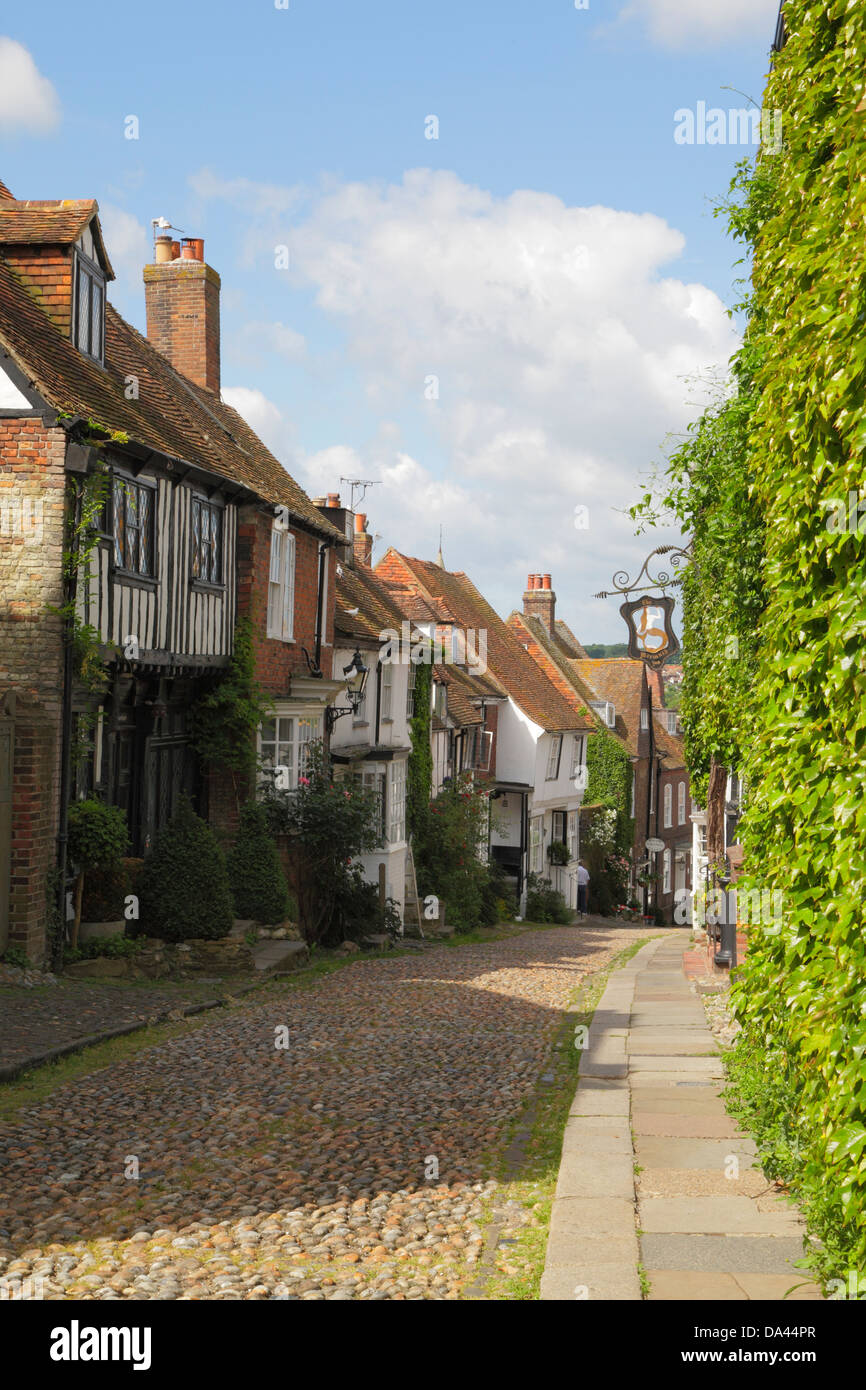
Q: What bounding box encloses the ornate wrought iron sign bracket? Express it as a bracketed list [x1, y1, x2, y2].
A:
[594, 544, 689, 669]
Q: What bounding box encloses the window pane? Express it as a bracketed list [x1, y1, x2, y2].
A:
[138, 487, 151, 575]
[192, 500, 202, 578]
[77, 267, 90, 351]
[112, 479, 125, 568]
[91, 280, 103, 359]
[210, 506, 222, 582]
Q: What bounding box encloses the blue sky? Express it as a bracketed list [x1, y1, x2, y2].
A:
[0, 0, 780, 641]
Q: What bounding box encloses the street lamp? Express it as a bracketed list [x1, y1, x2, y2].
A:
[325, 650, 370, 733]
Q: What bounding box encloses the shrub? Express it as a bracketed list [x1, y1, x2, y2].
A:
[138, 797, 234, 942]
[64, 934, 145, 964]
[413, 775, 492, 931]
[80, 857, 143, 924]
[525, 873, 572, 925]
[263, 742, 383, 946]
[326, 863, 403, 946]
[227, 801, 290, 924]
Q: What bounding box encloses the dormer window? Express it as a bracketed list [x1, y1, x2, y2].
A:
[74, 253, 106, 362]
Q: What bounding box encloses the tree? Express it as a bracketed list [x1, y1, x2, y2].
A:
[227, 800, 291, 924]
[66, 799, 129, 948]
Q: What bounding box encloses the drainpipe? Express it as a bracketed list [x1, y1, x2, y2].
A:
[314, 542, 327, 672]
[55, 476, 83, 967]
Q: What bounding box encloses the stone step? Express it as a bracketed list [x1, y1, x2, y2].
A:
[252, 940, 310, 974]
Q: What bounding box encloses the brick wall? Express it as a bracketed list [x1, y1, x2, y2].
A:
[208, 509, 336, 839]
[0, 418, 67, 962]
[143, 261, 221, 394]
[3, 245, 74, 336]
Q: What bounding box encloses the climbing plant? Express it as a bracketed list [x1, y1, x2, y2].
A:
[633, 0, 866, 1285]
[406, 656, 432, 841]
[584, 718, 633, 854]
[189, 617, 272, 797]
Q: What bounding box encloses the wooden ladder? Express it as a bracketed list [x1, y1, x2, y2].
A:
[405, 838, 426, 939]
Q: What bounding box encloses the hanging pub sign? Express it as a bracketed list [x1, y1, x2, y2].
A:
[594, 544, 688, 669]
[620, 593, 679, 669]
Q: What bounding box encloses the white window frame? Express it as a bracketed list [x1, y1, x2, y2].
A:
[267, 520, 295, 642]
[630, 768, 636, 818]
[567, 810, 578, 862]
[663, 783, 673, 829]
[380, 660, 394, 721]
[640, 707, 649, 730]
[388, 760, 406, 845]
[570, 734, 585, 779]
[677, 781, 686, 825]
[259, 710, 321, 790]
[546, 735, 563, 781]
[530, 816, 543, 874]
[662, 848, 671, 894]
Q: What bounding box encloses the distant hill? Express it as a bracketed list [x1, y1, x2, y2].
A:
[582, 643, 629, 658]
[583, 643, 683, 666]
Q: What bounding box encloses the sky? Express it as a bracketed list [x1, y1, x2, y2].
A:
[0, 0, 781, 642]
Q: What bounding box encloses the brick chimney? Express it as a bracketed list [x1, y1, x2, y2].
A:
[143, 236, 220, 393]
[354, 512, 373, 567]
[523, 572, 556, 634]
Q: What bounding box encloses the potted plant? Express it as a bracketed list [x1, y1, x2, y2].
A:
[67, 800, 130, 949]
[547, 839, 570, 866]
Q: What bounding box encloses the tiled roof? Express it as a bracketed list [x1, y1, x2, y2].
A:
[377, 550, 587, 733]
[334, 561, 409, 644]
[507, 611, 627, 750]
[0, 198, 115, 278]
[572, 658, 647, 755]
[654, 713, 687, 770]
[0, 255, 340, 541]
[0, 180, 15, 202]
[553, 619, 588, 659]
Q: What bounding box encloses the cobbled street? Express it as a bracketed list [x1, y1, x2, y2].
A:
[0, 925, 644, 1301]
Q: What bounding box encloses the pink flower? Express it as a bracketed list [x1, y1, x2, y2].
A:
[299, 776, 310, 787]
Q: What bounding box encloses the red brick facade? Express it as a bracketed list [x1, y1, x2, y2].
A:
[2, 245, 74, 336]
[143, 260, 221, 394]
[0, 418, 67, 960]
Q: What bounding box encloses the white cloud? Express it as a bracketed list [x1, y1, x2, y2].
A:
[206, 168, 737, 636]
[615, 0, 780, 49]
[239, 320, 307, 363]
[221, 386, 299, 467]
[98, 204, 150, 293]
[0, 38, 60, 135]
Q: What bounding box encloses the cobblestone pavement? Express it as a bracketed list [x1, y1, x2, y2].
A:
[0, 977, 262, 1073]
[0, 924, 646, 1301]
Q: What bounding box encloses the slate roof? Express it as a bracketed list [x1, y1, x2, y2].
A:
[0, 234, 340, 541]
[376, 550, 589, 733]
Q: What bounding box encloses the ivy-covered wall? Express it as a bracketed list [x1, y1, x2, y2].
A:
[406, 659, 432, 841]
[635, 0, 866, 1283]
[584, 723, 634, 854]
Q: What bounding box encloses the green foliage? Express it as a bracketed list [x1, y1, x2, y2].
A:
[581, 807, 630, 915]
[547, 840, 569, 866]
[67, 799, 129, 872]
[189, 618, 271, 779]
[328, 863, 402, 946]
[138, 797, 234, 942]
[584, 725, 634, 854]
[49, 467, 112, 695]
[262, 741, 383, 945]
[226, 800, 290, 924]
[64, 934, 145, 963]
[407, 657, 433, 841]
[413, 774, 494, 931]
[1, 945, 29, 970]
[634, 0, 866, 1284]
[81, 858, 142, 923]
[524, 873, 572, 925]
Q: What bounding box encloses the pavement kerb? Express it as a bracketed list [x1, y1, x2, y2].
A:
[541, 932, 672, 1300]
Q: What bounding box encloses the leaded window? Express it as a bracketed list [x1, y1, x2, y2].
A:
[192, 497, 222, 584]
[112, 477, 154, 576]
[74, 257, 106, 362]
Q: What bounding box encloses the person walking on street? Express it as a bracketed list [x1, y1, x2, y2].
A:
[576, 861, 590, 920]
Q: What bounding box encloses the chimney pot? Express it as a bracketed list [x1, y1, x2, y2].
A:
[542, 574, 552, 590]
[354, 512, 367, 533]
[523, 571, 556, 633]
[155, 235, 173, 263]
[170, 239, 181, 260]
[327, 492, 340, 508]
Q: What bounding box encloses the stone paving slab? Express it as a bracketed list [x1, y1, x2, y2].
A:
[640, 1234, 808, 1275]
[638, 1168, 769, 1198]
[635, 1134, 758, 1171]
[633, 1113, 743, 1138]
[640, 1196, 805, 1236]
[540, 1262, 642, 1301]
[646, 1270, 823, 1301]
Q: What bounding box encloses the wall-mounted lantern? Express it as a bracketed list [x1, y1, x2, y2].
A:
[325, 649, 369, 732]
